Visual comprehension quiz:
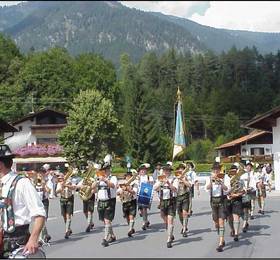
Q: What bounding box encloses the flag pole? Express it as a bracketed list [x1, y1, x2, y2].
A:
[172, 87, 186, 163]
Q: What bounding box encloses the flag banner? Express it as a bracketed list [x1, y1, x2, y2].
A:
[173, 99, 186, 160]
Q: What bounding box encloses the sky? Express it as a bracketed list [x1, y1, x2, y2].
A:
[1, 1, 280, 33]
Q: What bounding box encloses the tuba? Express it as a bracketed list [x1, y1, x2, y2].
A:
[228, 163, 245, 199]
[79, 165, 95, 201]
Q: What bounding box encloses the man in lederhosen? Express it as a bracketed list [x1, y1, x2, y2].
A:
[255, 164, 267, 215]
[175, 163, 192, 237]
[0, 144, 46, 258]
[77, 169, 96, 233]
[206, 162, 229, 252]
[240, 161, 257, 232]
[93, 160, 118, 247]
[56, 172, 76, 239]
[35, 171, 52, 243]
[226, 163, 245, 242]
[186, 162, 199, 216]
[76, 164, 96, 233]
[117, 170, 138, 237]
[137, 163, 153, 230]
[154, 164, 178, 248]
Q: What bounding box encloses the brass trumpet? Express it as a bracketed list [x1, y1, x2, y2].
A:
[157, 175, 167, 182]
[211, 172, 225, 184]
[94, 169, 107, 181]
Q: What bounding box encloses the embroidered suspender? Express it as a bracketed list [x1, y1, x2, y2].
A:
[5, 175, 24, 233]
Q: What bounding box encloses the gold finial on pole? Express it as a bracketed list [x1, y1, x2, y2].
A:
[177, 87, 182, 102]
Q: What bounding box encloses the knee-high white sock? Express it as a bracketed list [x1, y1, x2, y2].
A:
[233, 221, 240, 235]
[219, 226, 225, 240]
[104, 224, 110, 240]
[167, 224, 174, 242]
[183, 216, 188, 231]
[251, 200, 255, 216]
[66, 218, 71, 232]
[129, 220, 135, 231]
[87, 212, 93, 225]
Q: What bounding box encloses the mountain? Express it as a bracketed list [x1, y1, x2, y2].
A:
[0, 1, 280, 66]
[151, 12, 280, 54]
[0, 1, 207, 66]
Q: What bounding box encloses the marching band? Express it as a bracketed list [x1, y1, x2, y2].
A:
[21, 155, 273, 253]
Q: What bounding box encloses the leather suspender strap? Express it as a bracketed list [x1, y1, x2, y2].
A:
[5, 175, 23, 233]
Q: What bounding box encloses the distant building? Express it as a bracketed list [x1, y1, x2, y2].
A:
[243, 105, 280, 191]
[3, 108, 68, 171]
[215, 130, 272, 162]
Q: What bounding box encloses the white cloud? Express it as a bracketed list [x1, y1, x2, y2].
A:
[190, 1, 280, 32]
[120, 1, 210, 18]
[0, 1, 23, 6]
[121, 1, 280, 33]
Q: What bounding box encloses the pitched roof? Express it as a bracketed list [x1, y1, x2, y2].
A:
[0, 119, 18, 133]
[12, 108, 68, 126]
[242, 105, 280, 131]
[215, 130, 270, 150]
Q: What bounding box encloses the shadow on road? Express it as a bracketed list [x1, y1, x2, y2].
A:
[50, 235, 88, 246]
[188, 227, 212, 236]
[224, 237, 252, 251]
[173, 236, 203, 247]
[109, 234, 148, 245]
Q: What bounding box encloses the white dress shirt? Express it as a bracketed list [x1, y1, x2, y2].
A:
[153, 176, 179, 199]
[1, 171, 46, 232]
[240, 171, 257, 190]
[56, 182, 75, 198]
[139, 175, 153, 184]
[97, 175, 118, 201]
[186, 170, 197, 185]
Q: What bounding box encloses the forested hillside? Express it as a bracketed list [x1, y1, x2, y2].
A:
[1, 33, 280, 163]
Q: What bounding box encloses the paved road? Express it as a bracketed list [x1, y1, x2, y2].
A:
[43, 190, 280, 258]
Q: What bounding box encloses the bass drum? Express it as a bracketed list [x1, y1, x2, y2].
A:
[9, 247, 46, 259]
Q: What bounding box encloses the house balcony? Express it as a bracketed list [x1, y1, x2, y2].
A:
[31, 124, 66, 135]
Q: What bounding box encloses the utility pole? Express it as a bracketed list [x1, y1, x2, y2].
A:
[31, 92, 35, 114]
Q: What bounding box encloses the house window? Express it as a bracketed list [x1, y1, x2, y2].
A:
[242, 148, 247, 154]
[251, 147, 264, 155]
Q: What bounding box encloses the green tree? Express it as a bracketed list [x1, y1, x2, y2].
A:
[74, 53, 117, 100]
[18, 47, 75, 111]
[58, 89, 121, 167]
[223, 112, 243, 141]
[0, 33, 22, 84]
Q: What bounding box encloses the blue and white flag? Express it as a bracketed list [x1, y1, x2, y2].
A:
[173, 99, 186, 160]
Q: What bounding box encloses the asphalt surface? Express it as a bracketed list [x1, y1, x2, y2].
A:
[43, 190, 280, 258]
